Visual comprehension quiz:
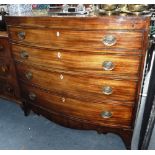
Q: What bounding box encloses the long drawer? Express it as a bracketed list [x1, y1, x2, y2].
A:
[9, 27, 143, 50]
[16, 63, 138, 103]
[21, 83, 133, 128]
[12, 44, 141, 77]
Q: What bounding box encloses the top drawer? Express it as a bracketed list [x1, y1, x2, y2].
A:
[8, 27, 143, 51]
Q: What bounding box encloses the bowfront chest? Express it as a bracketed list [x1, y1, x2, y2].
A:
[5, 16, 150, 149]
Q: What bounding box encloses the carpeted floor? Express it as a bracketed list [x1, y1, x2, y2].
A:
[0, 98, 126, 150]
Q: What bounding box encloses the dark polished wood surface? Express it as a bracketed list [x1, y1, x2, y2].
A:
[5, 15, 150, 149]
[0, 32, 20, 102]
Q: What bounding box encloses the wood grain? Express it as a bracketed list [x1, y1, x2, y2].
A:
[16, 63, 138, 103]
[12, 44, 142, 77]
[9, 27, 143, 50]
[0, 33, 21, 102]
[5, 15, 151, 149]
[5, 16, 150, 30]
[21, 83, 133, 128]
[0, 38, 10, 57]
[0, 59, 9, 77]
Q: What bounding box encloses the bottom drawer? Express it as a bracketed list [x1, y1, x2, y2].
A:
[21, 83, 134, 128]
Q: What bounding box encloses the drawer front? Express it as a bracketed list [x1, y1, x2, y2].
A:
[12, 44, 141, 77]
[16, 63, 138, 103]
[9, 27, 59, 48]
[57, 30, 143, 51]
[0, 38, 9, 57]
[21, 83, 133, 128]
[0, 60, 10, 77]
[9, 27, 143, 50]
[0, 78, 15, 97]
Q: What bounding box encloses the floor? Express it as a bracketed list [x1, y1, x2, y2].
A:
[0, 98, 126, 150]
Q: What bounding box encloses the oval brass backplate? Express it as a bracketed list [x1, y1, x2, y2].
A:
[18, 31, 26, 40]
[102, 61, 115, 71]
[101, 111, 112, 118]
[29, 92, 36, 101]
[102, 86, 113, 95]
[102, 35, 117, 46]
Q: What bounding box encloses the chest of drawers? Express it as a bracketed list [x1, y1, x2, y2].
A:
[0, 31, 20, 102]
[5, 16, 150, 149]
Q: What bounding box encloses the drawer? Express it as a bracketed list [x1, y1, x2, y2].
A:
[0, 38, 9, 57]
[0, 59, 10, 77]
[9, 27, 143, 50]
[57, 30, 143, 51]
[0, 78, 15, 97]
[21, 83, 133, 128]
[12, 44, 141, 77]
[16, 63, 138, 103]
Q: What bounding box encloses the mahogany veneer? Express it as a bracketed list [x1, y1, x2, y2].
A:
[5, 15, 150, 149]
[0, 31, 20, 102]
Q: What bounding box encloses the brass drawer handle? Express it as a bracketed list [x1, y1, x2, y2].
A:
[102, 86, 113, 95]
[29, 92, 36, 101]
[102, 35, 116, 46]
[25, 72, 33, 80]
[20, 51, 29, 59]
[102, 61, 115, 71]
[101, 111, 112, 118]
[62, 97, 66, 103]
[0, 65, 8, 73]
[0, 45, 4, 51]
[18, 31, 26, 40]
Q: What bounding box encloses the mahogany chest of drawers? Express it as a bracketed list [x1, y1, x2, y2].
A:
[0, 31, 20, 102]
[5, 16, 150, 149]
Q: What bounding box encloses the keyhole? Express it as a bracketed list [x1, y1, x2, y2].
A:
[57, 52, 61, 58]
[56, 32, 60, 37]
[62, 97, 65, 103]
[60, 74, 64, 80]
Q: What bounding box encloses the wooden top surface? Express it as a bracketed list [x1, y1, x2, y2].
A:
[5, 15, 151, 30]
[0, 31, 8, 38]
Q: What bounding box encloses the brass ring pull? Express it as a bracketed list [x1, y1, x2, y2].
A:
[29, 92, 36, 101]
[18, 31, 26, 40]
[20, 51, 29, 59]
[102, 61, 115, 71]
[0, 45, 4, 51]
[102, 86, 113, 95]
[25, 72, 33, 80]
[102, 35, 116, 46]
[101, 111, 112, 118]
